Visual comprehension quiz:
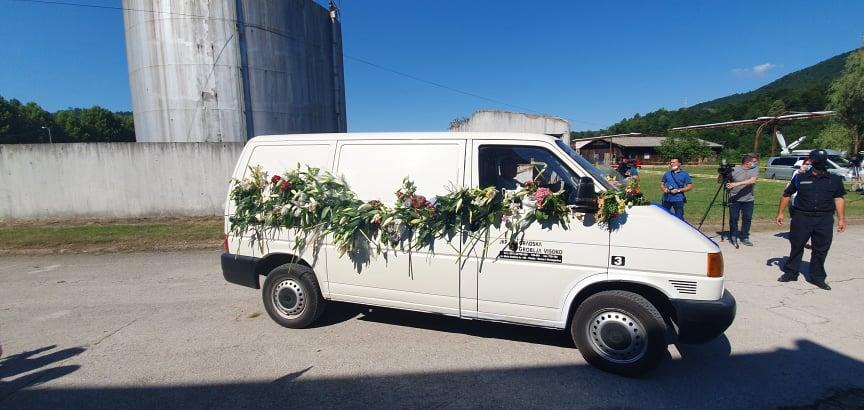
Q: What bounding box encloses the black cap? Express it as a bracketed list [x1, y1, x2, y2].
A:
[809, 149, 828, 168]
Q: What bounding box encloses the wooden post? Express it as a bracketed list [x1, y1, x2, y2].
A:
[753, 122, 768, 154]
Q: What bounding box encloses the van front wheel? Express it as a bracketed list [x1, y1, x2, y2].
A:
[571, 290, 667, 376]
[262, 264, 325, 328]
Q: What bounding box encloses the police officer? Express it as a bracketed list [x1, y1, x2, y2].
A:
[775, 149, 847, 290]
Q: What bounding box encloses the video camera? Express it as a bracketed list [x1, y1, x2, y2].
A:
[849, 153, 863, 168]
[717, 162, 735, 184]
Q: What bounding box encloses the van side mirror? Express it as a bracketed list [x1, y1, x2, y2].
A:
[568, 177, 598, 213]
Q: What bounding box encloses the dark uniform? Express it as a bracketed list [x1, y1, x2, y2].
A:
[780, 157, 846, 284]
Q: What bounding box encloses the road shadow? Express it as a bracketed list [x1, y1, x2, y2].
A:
[356, 305, 573, 348]
[314, 302, 571, 348]
[767, 256, 812, 280]
[3, 340, 863, 408]
[675, 334, 732, 360]
[308, 302, 365, 328]
[0, 344, 84, 401]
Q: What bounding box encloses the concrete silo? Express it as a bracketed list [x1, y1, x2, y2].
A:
[123, 0, 346, 142]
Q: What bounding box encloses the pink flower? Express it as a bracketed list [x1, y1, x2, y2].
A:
[271, 175, 282, 184]
[533, 187, 552, 206]
[410, 195, 427, 209]
[278, 180, 292, 191]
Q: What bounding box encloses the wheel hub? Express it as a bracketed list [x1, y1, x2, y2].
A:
[587, 310, 647, 364]
[278, 288, 298, 310]
[272, 279, 306, 319]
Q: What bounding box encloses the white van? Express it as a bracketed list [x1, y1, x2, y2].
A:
[221, 132, 735, 376]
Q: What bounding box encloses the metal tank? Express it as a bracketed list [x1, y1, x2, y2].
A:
[123, 0, 346, 142]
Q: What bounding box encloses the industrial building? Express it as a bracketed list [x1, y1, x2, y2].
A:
[123, 0, 346, 143]
[450, 110, 571, 144]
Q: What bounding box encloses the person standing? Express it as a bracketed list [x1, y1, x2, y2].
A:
[775, 150, 847, 290]
[725, 154, 759, 246]
[617, 158, 630, 177]
[791, 158, 814, 249]
[660, 157, 693, 220]
[627, 160, 640, 181]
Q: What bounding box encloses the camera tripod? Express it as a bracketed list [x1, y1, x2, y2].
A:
[697, 177, 737, 248]
[849, 162, 862, 193]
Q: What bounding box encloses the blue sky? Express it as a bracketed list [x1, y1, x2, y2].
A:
[1, 0, 862, 132]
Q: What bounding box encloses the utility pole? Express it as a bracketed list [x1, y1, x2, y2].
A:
[329, 1, 345, 132]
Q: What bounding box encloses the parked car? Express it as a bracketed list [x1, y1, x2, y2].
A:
[221, 132, 735, 376]
[765, 154, 849, 180]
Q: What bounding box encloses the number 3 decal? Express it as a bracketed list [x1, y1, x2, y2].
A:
[611, 256, 625, 266]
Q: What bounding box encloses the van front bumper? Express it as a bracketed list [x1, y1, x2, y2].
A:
[671, 290, 736, 344]
[221, 253, 260, 289]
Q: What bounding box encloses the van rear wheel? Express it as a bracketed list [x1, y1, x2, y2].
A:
[262, 263, 325, 328]
[571, 290, 667, 376]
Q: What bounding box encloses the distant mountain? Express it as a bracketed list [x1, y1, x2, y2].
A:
[692, 50, 854, 110]
[573, 49, 857, 155]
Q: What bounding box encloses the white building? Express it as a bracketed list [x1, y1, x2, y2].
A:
[449, 110, 571, 144]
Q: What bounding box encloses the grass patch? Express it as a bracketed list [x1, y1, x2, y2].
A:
[636, 169, 864, 224]
[2, 173, 861, 254]
[0, 217, 223, 254]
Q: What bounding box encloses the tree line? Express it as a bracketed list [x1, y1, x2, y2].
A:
[0, 96, 135, 144]
[573, 49, 864, 160]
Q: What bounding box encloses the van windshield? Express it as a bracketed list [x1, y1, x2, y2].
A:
[555, 139, 615, 190]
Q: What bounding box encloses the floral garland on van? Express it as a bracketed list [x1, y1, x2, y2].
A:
[228, 165, 648, 268]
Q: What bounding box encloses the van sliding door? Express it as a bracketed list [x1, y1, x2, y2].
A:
[325, 139, 468, 316]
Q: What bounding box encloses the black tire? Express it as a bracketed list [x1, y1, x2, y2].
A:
[262, 263, 326, 328]
[571, 290, 668, 377]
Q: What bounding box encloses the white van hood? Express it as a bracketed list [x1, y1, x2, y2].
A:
[608, 204, 720, 253]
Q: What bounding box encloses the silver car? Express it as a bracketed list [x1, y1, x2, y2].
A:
[765, 155, 807, 180]
[766, 155, 850, 180]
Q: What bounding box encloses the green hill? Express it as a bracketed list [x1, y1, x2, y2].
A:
[573, 49, 858, 156]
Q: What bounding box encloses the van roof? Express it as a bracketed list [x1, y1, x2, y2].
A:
[250, 132, 562, 144]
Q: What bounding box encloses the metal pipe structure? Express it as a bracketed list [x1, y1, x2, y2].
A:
[669, 111, 836, 132]
[669, 111, 836, 156]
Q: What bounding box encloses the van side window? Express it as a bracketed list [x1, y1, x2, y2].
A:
[478, 145, 577, 192]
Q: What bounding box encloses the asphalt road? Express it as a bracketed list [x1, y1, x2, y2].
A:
[2, 226, 864, 408]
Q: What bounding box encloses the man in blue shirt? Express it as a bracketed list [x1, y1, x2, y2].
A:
[660, 157, 694, 220]
[627, 161, 640, 180]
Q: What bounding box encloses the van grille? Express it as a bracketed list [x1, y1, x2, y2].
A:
[669, 280, 698, 295]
